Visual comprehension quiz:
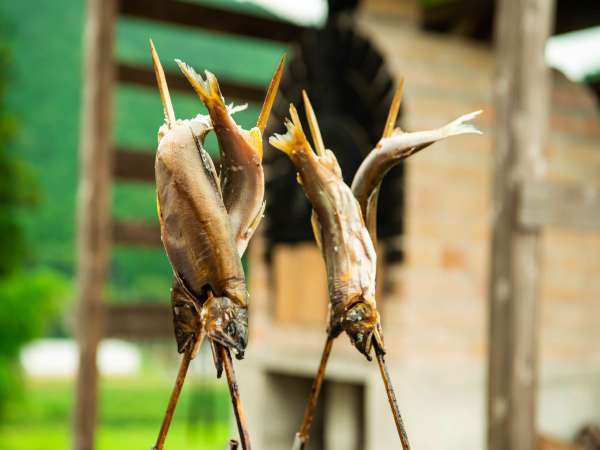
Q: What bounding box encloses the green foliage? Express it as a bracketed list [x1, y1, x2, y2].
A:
[0, 270, 68, 413]
[0, 18, 69, 417]
[584, 70, 600, 84]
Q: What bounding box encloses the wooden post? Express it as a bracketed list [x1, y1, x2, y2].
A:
[73, 0, 115, 449]
[488, 1, 555, 450]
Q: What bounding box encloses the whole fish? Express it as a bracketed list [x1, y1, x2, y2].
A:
[176, 57, 285, 256]
[270, 105, 382, 358]
[155, 115, 249, 358]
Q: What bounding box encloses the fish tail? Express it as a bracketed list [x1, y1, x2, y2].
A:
[268, 104, 313, 156]
[175, 59, 225, 108]
[442, 110, 483, 137]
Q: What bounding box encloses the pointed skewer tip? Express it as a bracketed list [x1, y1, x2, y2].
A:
[150, 40, 176, 129]
[302, 90, 326, 157]
[257, 53, 287, 133]
[382, 79, 405, 139]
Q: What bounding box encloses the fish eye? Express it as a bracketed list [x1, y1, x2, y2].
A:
[226, 321, 237, 336]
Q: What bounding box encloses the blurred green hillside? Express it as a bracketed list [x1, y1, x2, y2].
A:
[0, 0, 285, 304]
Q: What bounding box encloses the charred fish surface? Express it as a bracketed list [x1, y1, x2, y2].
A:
[352, 111, 482, 240]
[270, 106, 382, 359]
[176, 60, 265, 256]
[156, 117, 248, 357]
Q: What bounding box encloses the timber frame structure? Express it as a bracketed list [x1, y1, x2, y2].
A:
[74, 1, 302, 449]
[74, 0, 600, 449]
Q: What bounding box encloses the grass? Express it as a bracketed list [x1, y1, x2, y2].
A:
[0, 376, 231, 450]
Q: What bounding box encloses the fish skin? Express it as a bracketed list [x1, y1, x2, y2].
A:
[156, 117, 248, 357]
[352, 110, 483, 241]
[175, 61, 265, 256]
[270, 110, 383, 359]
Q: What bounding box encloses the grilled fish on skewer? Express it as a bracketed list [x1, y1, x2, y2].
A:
[156, 115, 249, 358]
[151, 42, 256, 450]
[352, 109, 482, 242]
[165, 57, 284, 354]
[270, 105, 382, 357]
[271, 98, 413, 450]
[176, 56, 285, 256]
[155, 117, 252, 449]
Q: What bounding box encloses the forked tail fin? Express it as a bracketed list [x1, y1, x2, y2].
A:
[269, 104, 313, 156]
[381, 110, 483, 153]
[175, 59, 225, 108]
[441, 110, 483, 137]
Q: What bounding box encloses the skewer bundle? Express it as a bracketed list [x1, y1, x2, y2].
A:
[149, 40, 481, 450]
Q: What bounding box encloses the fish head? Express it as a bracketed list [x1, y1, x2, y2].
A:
[342, 299, 382, 360]
[202, 295, 249, 359]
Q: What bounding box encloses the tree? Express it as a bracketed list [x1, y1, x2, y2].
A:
[0, 19, 67, 418]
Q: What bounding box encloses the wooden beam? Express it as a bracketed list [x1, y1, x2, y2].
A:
[117, 63, 266, 103]
[104, 303, 172, 339]
[488, 1, 555, 450]
[112, 220, 162, 247]
[119, 0, 303, 43]
[519, 181, 600, 230]
[74, 0, 116, 449]
[113, 147, 155, 182]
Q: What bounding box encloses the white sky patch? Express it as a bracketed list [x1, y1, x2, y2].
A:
[236, 0, 327, 26]
[546, 26, 600, 81]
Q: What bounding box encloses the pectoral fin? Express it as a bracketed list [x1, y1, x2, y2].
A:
[170, 275, 202, 355]
[191, 129, 223, 197]
[238, 200, 265, 256]
[365, 185, 380, 247]
[310, 211, 323, 253]
[247, 200, 265, 236]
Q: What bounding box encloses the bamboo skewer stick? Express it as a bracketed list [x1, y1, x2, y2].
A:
[257, 54, 286, 133]
[375, 347, 411, 450]
[366, 80, 405, 245]
[220, 344, 252, 450]
[382, 79, 405, 139]
[292, 337, 334, 450]
[150, 39, 176, 129]
[153, 332, 205, 450]
[301, 90, 326, 157]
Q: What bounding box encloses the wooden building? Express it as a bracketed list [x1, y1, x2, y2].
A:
[238, 1, 600, 450]
[74, 0, 599, 449]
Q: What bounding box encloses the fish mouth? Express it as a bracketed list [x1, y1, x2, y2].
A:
[342, 300, 382, 360]
[202, 295, 248, 360]
[347, 328, 376, 361]
[207, 329, 246, 359]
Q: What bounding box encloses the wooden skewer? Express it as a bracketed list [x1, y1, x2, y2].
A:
[293, 337, 335, 450]
[257, 54, 286, 133]
[382, 78, 405, 140]
[149, 39, 176, 129]
[302, 90, 326, 157]
[365, 79, 405, 244]
[375, 347, 411, 450]
[220, 344, 252, 450]
[153, 331, 205, 450]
